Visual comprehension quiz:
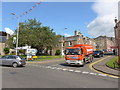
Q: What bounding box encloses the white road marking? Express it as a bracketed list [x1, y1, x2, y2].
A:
[27, 64, 118, 79]
[89, 72, 97, 75]
[56, 68, 62, 70]
[68, 69, 74, 72]
[82, 71, 89, 74]
[74, 70, 81, 73]
[62, 69, 68, 71]
[51, 67, 57, 69]
[98, 74, 107, 77]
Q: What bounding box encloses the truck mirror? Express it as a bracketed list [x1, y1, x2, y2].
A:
[63, 50, 66, 55]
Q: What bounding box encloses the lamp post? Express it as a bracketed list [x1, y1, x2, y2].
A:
[11, 13, 20, 55]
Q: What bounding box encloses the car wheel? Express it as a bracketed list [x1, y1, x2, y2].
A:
[12, 62, 18, 68]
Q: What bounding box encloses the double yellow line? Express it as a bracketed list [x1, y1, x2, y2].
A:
[89, 56, 120, 78]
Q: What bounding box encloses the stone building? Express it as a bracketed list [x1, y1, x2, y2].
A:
[94, 36, 115, 51]
[0, 31, 8, 55]
[52, 30, 97, 55]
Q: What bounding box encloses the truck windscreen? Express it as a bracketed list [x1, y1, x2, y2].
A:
[65, 48, 81, 55]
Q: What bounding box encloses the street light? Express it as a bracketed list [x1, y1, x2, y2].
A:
[11, 13, 20, 55]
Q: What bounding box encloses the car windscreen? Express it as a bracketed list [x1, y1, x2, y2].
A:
[94, 51, 100, 54]
[65, 48, 81, 55]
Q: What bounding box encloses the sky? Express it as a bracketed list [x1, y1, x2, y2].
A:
[1, 0, 119, 38]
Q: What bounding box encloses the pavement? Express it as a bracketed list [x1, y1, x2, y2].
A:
[92, 55, 120, 77]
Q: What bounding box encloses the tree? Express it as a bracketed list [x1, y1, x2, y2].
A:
[4, 48, 10, 54]
[8, 18, 60, 54]
[55, 49, 61, 55]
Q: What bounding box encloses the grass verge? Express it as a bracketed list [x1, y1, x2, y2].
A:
[35, 55, 64, 61]
[25, 55, 64, 61]
[106, 56, 119, 69]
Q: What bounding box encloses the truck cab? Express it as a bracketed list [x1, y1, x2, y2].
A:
[64, 44, 93, 66]
[64, 47, 85, 66]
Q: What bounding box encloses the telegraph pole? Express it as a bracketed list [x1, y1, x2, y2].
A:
[11, 13, 20, 55]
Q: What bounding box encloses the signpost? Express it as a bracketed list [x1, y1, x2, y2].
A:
[26, 48, 37, 61]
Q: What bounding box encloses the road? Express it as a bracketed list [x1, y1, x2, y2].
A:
[2, 54, 118, 88]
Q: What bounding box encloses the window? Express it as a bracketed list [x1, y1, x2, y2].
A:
[8, 56, 16, 59]
[65, 48, 81, 55]
[1, 56, 8, 59]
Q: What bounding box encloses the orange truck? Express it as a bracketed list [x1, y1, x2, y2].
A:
[64, 44, 94, 66]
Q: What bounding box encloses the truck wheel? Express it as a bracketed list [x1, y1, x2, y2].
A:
[89, 58, 92, 63]
[80, 60, 85, 67]
[12, 62, 18, 68]
[83, 59, 86, 64]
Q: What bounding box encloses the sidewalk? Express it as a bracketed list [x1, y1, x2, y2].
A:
[92, 55, 119, 77]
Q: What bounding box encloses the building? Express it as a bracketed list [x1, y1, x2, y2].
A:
[0, 31, 8, 55]
[52, 30, 97, 55]
[94, 36, 115, 51]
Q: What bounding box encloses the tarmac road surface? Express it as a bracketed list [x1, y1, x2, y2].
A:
[2, 54, 119, 88]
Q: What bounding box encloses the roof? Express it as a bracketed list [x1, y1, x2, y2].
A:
[0, 36, 7, 43]
[0, 31, 7, 36]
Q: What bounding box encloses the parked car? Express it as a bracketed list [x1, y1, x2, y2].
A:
[92, 50, 104, 58]
[0, 55, 26, 68]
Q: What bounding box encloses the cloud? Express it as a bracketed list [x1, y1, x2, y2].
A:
[64, 33, 72, 37]
[4, 28, 14, 35]
[87, 0, 119, 37]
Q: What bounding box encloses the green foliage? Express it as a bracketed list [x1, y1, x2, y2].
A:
[19, 49, 25, 55]
[55, 49, 61, 55]
[4, 48, 10, 54]
[106, 56, 119, 68]
[35, 55, 63, 61]
[8, 18, 60, 53]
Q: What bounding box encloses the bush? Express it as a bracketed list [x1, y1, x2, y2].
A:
[4, 48, 10, 54]
[19, 49, 25, 55]
[55, 49, 61, 55]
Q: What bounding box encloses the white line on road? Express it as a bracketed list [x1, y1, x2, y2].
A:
[74, 70, 81, 73]
[89, 72, 97, 75]
[98, 74, 107, 77]
[26, 64, 118, 79]
[56, 68, 62, 70]
[68, 69, 74, 72]
[62, 69, 68, 71]
[82, 71, 89, 74]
